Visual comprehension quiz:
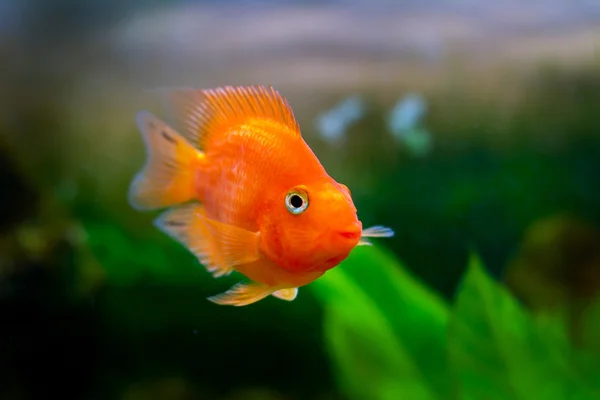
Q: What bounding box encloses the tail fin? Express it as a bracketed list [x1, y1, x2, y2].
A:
[128, 111, 203, 211]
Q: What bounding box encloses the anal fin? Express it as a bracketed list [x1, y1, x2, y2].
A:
[155, 203, 260, 278]
[208, 282, 274, 306]
[272, 288, 298, 302]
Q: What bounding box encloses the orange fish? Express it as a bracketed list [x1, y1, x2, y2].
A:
[128, 85, 394, 306]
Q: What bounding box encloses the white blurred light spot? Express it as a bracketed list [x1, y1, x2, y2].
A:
[314, 95, 365, 147]
[388, 93, 433, 157]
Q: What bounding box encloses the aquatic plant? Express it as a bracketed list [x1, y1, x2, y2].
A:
[312, 245, 600, 400]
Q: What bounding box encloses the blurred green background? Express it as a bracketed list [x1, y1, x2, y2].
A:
[2, 1, 600, 399]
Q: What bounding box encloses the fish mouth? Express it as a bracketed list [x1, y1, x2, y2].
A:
[338, 221, 362, 241]
[339, 230, 361, 240]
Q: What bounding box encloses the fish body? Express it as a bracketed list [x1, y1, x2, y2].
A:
[129, 85, 393, 306]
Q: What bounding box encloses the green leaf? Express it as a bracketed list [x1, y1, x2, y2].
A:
[571, 296, 600, 395]
[311, 244, 451, 400]
[448, 253, 597, 400]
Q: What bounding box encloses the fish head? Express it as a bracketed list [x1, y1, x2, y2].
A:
[259, 176, 362, 273]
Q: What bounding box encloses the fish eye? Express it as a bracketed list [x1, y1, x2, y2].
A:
[285, 188, 309, 215]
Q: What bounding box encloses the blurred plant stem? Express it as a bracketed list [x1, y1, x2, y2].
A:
[504, 213, 600, 348]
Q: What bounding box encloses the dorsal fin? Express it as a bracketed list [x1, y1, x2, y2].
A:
[160, 85, 301, 150]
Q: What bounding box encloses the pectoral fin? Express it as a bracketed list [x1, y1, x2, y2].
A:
[155, 203, 260, 278]
[361, 225, 395, 238]
[358, 225, 395, 246]
[272, 288, 298, 302]
[207, 282, 274, 306]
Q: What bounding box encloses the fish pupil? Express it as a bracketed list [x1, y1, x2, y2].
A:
[290, 194, 303, 209]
